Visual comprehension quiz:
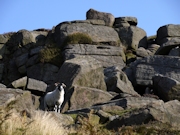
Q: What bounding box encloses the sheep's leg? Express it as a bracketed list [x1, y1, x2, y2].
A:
[57, 103, 62, 113]
[54, 105, 57, 112]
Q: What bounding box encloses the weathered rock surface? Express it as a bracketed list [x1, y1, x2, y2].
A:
[147, 44, 160, 55]
[0, 88, 35, 110]
[56, 56, 106, 90]
[6, 30, 47, 54]
[27, 78, 47, 92]
[153, 74, 180, 101]
[86, 8, 115, 27]
[104, 66, 140, 96]
[125, 55, 180, 86]
[156, 24, 180, 44]
[27, 63, 59, 84]
[65, 86, 113, 111]
[106, 99, 180, 130]
[168, 46, 180, 56]
[54, 22, 120, 47]
[0, 34, 10, 44]
[11, 76, 28, 88]
[114, 17, 138, 27]
[155, 38, 180, 55]
[71, 19, 106, 26]
[116, 26, 147, 50]
[136, 47, 149, 57]
[63, 44, 126, 68]
[11, 76, 47, 94]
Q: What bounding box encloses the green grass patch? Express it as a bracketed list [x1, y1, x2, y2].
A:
[63, 32, 92, 46]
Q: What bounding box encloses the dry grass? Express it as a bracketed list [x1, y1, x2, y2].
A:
[0, 110, 67, 135]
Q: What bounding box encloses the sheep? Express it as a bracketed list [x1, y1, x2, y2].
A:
[44, 82, 66, 113]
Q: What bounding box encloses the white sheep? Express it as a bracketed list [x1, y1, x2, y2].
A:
[44, 82, 66, 113]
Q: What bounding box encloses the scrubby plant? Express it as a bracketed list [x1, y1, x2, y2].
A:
[0, 110, 67, 135]
[39, 45, 63, 67]
[63, 32, 92, 46]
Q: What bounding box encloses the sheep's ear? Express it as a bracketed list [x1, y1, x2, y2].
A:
[55, 83, 60, 86]
[62, 83, 66, 88]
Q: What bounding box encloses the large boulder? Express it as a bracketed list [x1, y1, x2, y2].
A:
[0, 88, 35, 111]
[125, 55, 180, 86]
[153, 74, 180, 101]
[64, 86, 113, 111]
[11, 76, 28, 89]
[116, 26, 147, 50]
[63, 44, 126, 68]
[54, 21, 120, 47]
[104, 66, 140, 96]
[27, 78, 47, 93]
[56, 56, 106, 90]
[156, 24, 180, 44]
[114, 17, 138, 27]
[86, 8, 115, 27]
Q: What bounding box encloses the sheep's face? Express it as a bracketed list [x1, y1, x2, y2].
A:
[55, 82, 66, 91]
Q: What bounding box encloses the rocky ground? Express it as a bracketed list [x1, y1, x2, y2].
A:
[0, 8, 180, 135]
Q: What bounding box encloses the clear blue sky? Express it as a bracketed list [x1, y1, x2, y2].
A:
[0, 0, 179, 36]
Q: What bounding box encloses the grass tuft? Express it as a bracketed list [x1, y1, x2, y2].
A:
[39, 45, 63, 67]
[0, 110, 67, 135]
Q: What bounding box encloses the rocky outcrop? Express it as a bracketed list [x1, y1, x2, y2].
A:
[0, 8, 180, 133]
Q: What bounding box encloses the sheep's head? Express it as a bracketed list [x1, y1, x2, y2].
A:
[55, 82, 66, 91]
